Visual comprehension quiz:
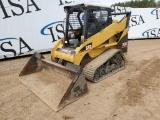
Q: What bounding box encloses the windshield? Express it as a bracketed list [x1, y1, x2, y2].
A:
[86, 10, 108, 38]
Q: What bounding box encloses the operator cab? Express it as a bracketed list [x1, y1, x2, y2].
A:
[63, 4, 113, 48]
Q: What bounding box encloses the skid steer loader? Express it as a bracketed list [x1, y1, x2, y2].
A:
[19, 4, 131, 112]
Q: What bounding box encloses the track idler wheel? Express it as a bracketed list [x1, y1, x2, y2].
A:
[93, 68, 100, 81]
[99, 65, 106, 77]
[111, 64, 116, 71]
[121, 60, 125, 67]
[105, 62, 111, 74]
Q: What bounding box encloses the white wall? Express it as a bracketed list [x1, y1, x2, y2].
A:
[0, 0, 66, 59]
[0, 0, 159, 59]
[129, 8, 160, 39]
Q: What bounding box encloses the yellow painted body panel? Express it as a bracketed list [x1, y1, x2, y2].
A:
[53, 50, 74, 63]
[88, 47, 107, 58]
[51, 39, 63, 62]
[51, 15, 128, 66]
[119, 28, 128, 40]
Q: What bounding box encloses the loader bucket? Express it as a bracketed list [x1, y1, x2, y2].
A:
[19, 52, 88, 112]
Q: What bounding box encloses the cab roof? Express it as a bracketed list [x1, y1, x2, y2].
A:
[64, 3, 110, 10]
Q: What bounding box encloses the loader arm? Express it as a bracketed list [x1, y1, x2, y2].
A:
[73, 16, 130, 66]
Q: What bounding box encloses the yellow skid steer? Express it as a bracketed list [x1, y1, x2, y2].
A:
[19, 4, 131, 112]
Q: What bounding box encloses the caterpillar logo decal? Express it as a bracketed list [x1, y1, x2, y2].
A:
[80, 43, 92, 52]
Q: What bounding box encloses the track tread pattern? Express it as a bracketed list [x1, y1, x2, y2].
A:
[83, 49, 127, 82]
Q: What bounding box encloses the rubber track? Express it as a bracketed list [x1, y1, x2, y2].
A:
[83, 49, 127, 82]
